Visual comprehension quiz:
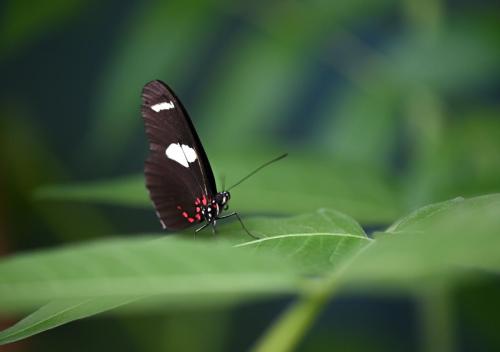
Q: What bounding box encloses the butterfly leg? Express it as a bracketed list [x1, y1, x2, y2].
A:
[217, 212, 258, 239]
[195, 222, 210, 234]
[211, 221, 217, 236]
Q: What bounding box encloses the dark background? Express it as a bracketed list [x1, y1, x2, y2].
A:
[1, 0, 499, 351]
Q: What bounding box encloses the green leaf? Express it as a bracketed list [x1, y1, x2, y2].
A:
[229, 209, 370, 273]
[340, 194, 500, 290]
[387, 194, 500, 233]
[0, 208, 370, 345]
[252, 195, 500, 352]
[35, 175, 145, 207]
[0, 297, 139, 345]
[0, 237, 299, 312]
[386, 197, 465, 233]
[224, 208, 366, 239]
[236, 233, 369, 274]
[36, 154, 401, 224]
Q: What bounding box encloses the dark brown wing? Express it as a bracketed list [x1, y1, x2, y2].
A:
[145, 152, 198, 230]
[141, 80, 216, 230]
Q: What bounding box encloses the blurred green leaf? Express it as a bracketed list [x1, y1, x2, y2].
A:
[0, 208, 370, 345]
[253, 195, 500, 352]
[0, 237, 299, 312]
[317, 27, 500, 173]
[3, 195, 500, 346]
[158, 310, 230, 352]
[341, 194, 500, 290]
[35, 174, 145, 207]
[195, 0, 396, 151]
[401, 111, 500, 209]
[384, 30, 500, 92]
[386, 197, 464, 233]
[0, 111, 114, 242]
[194, 37, 307, 150]
[0, 297, 139, 345]
[0, 0, 86, 56]
[36, 153, 401, 224]
[84, 0, 228, 163]
[194, 6, 332, 149]
[317, 86, 399, 167]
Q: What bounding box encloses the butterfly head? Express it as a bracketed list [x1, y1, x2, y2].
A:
[215, 191, 231, 211]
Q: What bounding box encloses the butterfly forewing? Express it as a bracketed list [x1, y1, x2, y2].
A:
[141, 80, 216, 230]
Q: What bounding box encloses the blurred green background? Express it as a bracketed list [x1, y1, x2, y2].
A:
[1, 0, 499, 351]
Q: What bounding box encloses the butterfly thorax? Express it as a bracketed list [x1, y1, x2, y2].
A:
[201, 201, 218, 223]
[202, 191, 230, 223]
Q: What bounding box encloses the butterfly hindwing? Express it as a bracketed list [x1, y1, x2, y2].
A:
[141, 80, 217, 230]
[145, 152, 198, 229]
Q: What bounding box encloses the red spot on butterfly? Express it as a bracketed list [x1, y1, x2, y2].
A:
[177, 205, 182, 210]
[202, 196, 207, 206]
[182, 211, 188, 218]
[195, 214, 201, 221]
[188, 218, 195, 223]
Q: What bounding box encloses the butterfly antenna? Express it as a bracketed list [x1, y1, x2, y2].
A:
[220, 173, 226, 191]
[226, 153, 288, 191]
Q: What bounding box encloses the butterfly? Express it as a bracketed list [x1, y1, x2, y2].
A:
[141, 80, 286, 237]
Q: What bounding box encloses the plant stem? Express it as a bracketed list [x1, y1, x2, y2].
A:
[251, 283, 331, 352]
[418, 284, 455, 352]
[251, 241, 373, 352]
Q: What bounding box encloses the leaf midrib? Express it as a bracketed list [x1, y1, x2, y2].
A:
[234, 233, 371, 247]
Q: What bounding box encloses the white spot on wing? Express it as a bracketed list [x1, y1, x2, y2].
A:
[165, 143, 197, 168]
[151, 101, 174, 112]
